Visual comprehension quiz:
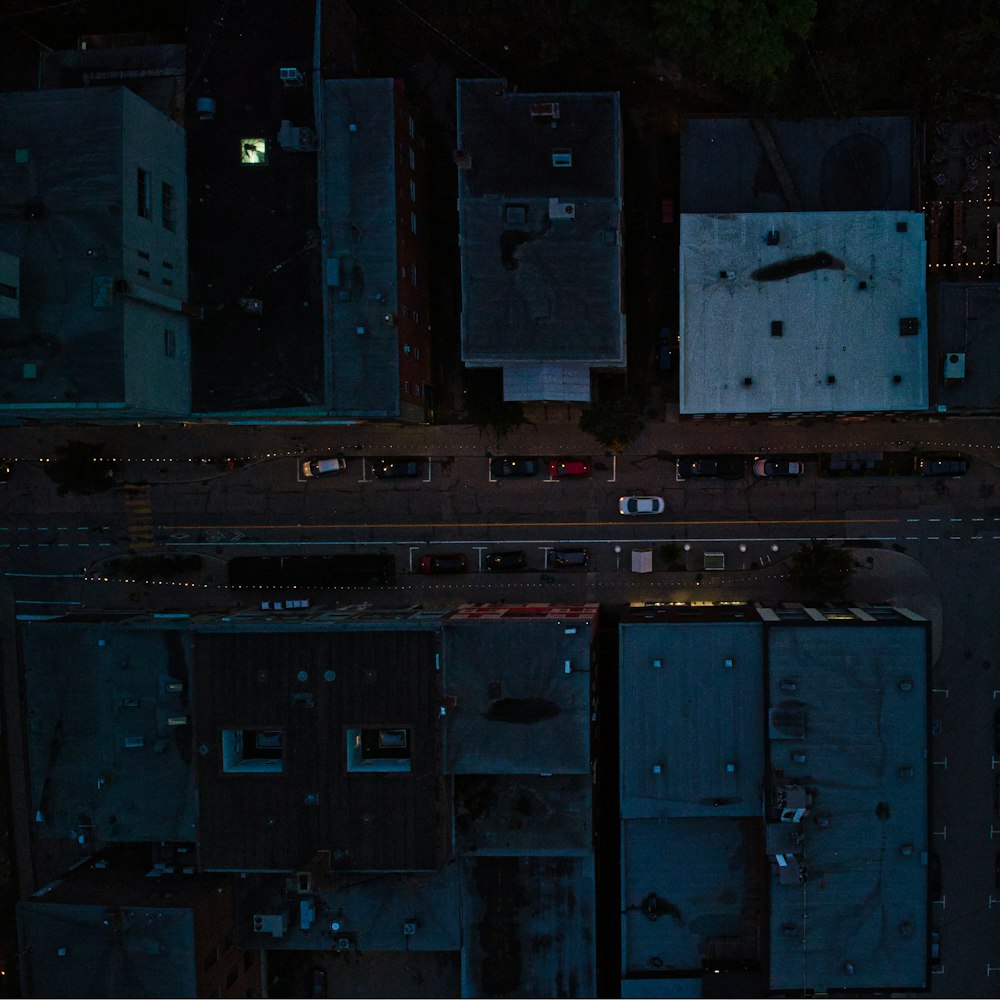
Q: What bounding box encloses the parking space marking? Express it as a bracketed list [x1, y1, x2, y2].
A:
[358, 457, 369, 483]
[423, 457, 432, 484]
[487, 459, 496, 484]
[607, 455, 617, 484]
[932, 688, 949, 697]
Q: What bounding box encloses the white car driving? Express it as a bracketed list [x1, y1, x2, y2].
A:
[618, 495, 666, 516]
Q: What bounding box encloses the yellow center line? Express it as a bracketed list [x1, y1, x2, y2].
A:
[161, 517, 901, 530]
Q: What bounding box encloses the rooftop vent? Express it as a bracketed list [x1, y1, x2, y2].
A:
[858, 280, 868, 290]
[780, 678, 797, 692]
[896, 220, 908, 233]
[771, 320, 783, 337]
[899, 317, 919, 336]
[892, 374, 903, 384]
[720, 270, 736, 280]
[279, 67, 305, 87]
[766, 229, 781, 245]
[743, 377, 753, 386]
[505, 204, 527, 226]
[551, 148, 573, 168]
[826, 374, 836, 384]
[944, 352, 966, 379]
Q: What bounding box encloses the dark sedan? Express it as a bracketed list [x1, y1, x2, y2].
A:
[676, 456, 745, 481]
[372, 458, 424, 479]
[550, 548, 589, 568]
[419, 553, 468, 574]
[490, 457, 539, 477]
[485, 550, 528, 572]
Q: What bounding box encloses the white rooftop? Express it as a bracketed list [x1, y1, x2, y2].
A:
[680, 212, 928, 414]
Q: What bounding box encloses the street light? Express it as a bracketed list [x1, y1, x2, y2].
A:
[614, 544, 621, 571]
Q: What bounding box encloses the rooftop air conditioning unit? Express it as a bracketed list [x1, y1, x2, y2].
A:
[944, 352, 966, 379]
[277, 120, 316, 152]
[279, 67, 305, 87]
[547, 198, 575, 220]
[253, 912, 288, 938]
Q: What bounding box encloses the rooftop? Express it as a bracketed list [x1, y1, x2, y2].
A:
[20, 617, 197, 847]
[461, 855, 595, 997]
[680, 116, 914, 214]
[680, 211, 928, 414]
[456, 80, 624, 396]
[932, 282, 1000, 410]
[442, 614, 594, 774]
[320, 79, 402, 417]
[192, 623, 445, 872]
[619, 620, 764, 818]
[766, 621, 930, 992]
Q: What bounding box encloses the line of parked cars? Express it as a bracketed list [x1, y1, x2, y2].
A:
[418, 548, 591, 574]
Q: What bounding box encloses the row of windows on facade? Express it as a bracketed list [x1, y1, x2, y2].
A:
[399, 142, 416, 172]
[138, 167, 176, 231]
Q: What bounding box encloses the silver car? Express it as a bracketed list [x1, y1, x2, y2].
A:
[618, 496, 666, 516]
[301, 457, 347, 478]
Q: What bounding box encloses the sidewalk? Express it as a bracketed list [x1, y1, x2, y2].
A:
[3, 410, 1000, 465]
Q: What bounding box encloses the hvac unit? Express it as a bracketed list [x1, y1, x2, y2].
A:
[277, 120, 316, 152]
[943, 352, 966, 379]
[547, 198, 575, 220]
[253, 912, 289, 938]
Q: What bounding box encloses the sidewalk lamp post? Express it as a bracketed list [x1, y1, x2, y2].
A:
[614, 545, 621, 571]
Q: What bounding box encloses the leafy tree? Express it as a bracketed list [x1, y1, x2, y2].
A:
[462, 395, 526, 444]
[788, 538, 855, 602]
[579, 396, 644, 452]
[44, 441, 116, 496]
[650, 0, 817, 94]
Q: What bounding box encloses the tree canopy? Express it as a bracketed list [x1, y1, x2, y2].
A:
[787, 539, 855, 602]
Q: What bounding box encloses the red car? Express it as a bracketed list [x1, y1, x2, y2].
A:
[549, 459, 591, 478]
[418, 553, 468, 575]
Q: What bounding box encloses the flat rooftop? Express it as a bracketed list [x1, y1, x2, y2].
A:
[442, 616, 593, 774]
[766, 621, 930, 992]
[193, 624, 444, 871]
[321, 79, 402, 417]
[457, 80, 624, 375]
[620, 620, 764, 819]
[621, 817, 757, 974]
[680, 212, 928, 414]
[461, 855, 595, 997]
[681, 116, 914, 214]
[932, 282, 1000, 410]
[19, 617, 197, 846]
[0, 89, 128, 407]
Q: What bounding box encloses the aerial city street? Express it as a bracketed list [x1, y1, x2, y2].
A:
[1, 1, 999, 998]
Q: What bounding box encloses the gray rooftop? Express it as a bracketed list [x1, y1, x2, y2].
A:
[442, 617, 592, 774]
[620, 621, 764, 818]
[766, 622, 929, 992]
[0, 89, 127, 406]
[320, 79, 401, 417]
[621, 817, 751, 974]
[461, 855, 595, 997]
[680, 116, 914, 214]
[20, 617, 197, 845]
[18, 900, 197, 998]
[932, 282, 1000, 410]
[457, 81, 624, 394]
[680, 212, 928, 414]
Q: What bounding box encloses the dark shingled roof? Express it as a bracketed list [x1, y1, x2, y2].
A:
[193, 626, 445, 872]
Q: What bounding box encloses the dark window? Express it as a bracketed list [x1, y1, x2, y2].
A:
[203, 945, 219, 971]
[162, 181, 176, 231]
[0, 282, 16, 300]
[224, 928, 235, 951]
[137, 168, 151, 219]
[243, 951, 254, 971]
[164, 329, 176, 358]
[226, 965, 239, 987]
[138, 268, 150, 279]
[162, 278, 173, 288]
[137, 249, 150, 261]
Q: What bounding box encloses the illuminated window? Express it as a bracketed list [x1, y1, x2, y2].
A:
[410, 211, 417, 234]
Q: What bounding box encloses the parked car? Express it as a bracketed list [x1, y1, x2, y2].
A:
[676, 456, 745, 481]
[301, 456, 346, 478]
[485, 550, 527, 572]
[419, 553, 467, 574]
[372, 458, 423, 479]
[0, 462, 10, 483]
[490, 457, 538, 478]
[917, 454, 969, 476]
[549, 459, 591, 478]
[619, 495, 666, 516]
[752, 457, 803, 478]
[550, 548, 589, 568]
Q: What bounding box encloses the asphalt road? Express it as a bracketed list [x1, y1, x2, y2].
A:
[2, 415, 1000, 995]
